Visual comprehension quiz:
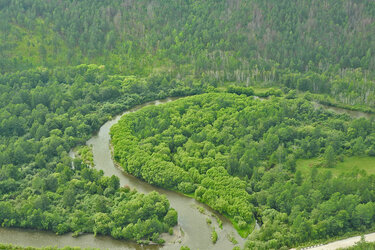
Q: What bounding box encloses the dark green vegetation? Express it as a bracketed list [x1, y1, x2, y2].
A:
[0, 64, 203, 243]
[1, 0, 375, 110]
[111, 93, 375, 248]
[1, 0, 375, 249]
[211, 228, 218, 244]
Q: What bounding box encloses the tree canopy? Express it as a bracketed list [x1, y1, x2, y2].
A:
[111, 92, 375, 247]
[0, 64, 207, 243]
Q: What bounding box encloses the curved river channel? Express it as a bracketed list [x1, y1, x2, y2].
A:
[0, 97, 373, 249]
[0, 98, 246, 250]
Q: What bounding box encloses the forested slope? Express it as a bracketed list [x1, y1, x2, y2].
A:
[1, 0, 375, 107]
[111, 93, 375, 248]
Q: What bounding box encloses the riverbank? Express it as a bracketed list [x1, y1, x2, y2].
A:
[2, 93, 373, 250]
[86, 97, 246, 250]
[307, 92, 375, 114]
[110, 143, 256, 240]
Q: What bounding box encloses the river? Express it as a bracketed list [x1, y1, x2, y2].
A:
[1, 97, 372, 250]
[0, 98, 245, 250]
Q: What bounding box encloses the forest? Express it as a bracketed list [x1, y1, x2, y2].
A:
[111, 92, 375, 248]
[0, 0, 375, 249]
[0, 64, 202, 243]
[1, 0, 375, 109]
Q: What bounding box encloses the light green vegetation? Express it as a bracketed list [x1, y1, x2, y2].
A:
[212, 214, 223, 229]
[111, 92, 375, 248]
[76, 145, 94, 167]
[0, 65, 205, 243]
[196, 206, 206, 214]
[231, 217, 254, 239]
[253, 87, 273, 96]
[227, 233, 238, 245]
[297, 156, 375, 177]
[211, 228, 218, 244]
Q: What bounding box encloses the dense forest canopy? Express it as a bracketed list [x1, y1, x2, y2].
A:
[0, 64, 204, 243]
[2, 0, 375, 72]
[111, 93, 375, 248]
[1, 0, 375, 108]
[1, 0, 375, 249]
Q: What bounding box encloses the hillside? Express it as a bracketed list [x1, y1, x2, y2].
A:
[1, 0, 375, 108]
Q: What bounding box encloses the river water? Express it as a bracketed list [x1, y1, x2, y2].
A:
[2, 97, 371, 249]
[0, 98, 245, 250]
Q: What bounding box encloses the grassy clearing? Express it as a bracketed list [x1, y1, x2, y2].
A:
[297, 156, 375, 177]
[252, 87, 273, 96]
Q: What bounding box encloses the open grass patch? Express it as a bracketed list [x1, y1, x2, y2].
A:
[297, 156, 375, 177]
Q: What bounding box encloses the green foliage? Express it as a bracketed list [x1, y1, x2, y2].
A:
[227, 86, 254, 96]
[297, 156, 375, 177]
[324, 145, 336, 168]
[342, 237, 375, 249]
[1, 1, 375, 109]
[227, 233, 238, 245]
[206, 218, 212, 225]
[213, 214, 223, 229]
[0, 64, 204, 243]
[112, 92, 375, 247]
[164, 208, 178, 228]
[76, 145, 94, 167]
[211, 228, 218, 244]
[1, 1, 375, 248]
